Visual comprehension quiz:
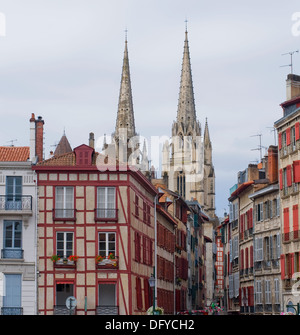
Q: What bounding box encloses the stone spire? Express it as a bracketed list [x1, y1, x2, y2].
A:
[54, 132, 72, 156]
[176, 28, 197, 127]
[204, 118, 211, 146]
[114, 36, 136, 143]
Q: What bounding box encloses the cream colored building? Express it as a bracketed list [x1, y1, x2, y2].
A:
[275, 74, 300, 313]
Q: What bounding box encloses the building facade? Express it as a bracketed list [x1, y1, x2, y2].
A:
[0, 146, 37, 315]
[33, 142, 158, 315]
[275, 74, 300, 313]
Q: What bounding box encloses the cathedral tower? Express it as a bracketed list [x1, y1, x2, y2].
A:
[162, 28, 216, 217]
[112, 35, 139, 164]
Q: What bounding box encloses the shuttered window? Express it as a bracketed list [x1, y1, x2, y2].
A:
[283, 208, 290, 235]
[296, 122, 300, 141]
[136, 277, 142, 310]
[293, 205, 299, 233]
[287, 165, 292, 187]
[286, 127, 291, 146]
[280, 254, 285, 280]
[293, 161, 300, 183]
[279, 169, 283, 190]
[135, 232, 141, 262]
[278, 132, 282, 150]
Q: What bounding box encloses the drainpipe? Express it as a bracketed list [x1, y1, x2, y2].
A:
[154, 194, 157, 310]
[34, 174, 38, 315]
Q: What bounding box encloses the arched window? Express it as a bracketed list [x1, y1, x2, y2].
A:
[177, 173, 186, 198]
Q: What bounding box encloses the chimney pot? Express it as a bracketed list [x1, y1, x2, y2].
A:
[89, 132, 95, 149]
[286, 74, 300, 100]
[35, 116, 44, 162]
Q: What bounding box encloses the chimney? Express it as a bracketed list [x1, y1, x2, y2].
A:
[267, 145, 278, 184]
[35, 116, 44, 162]
[29, 113, 36, 161]
[89, 132, 95, 149]
[286, 74, 300, 100]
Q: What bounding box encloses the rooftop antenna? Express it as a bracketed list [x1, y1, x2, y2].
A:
[250, 134, 263, 161]
[267, 126, 277, 146]
[280, 50, 299, 74]
[7, 139, 17, 147]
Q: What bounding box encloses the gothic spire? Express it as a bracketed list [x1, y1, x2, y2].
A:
[114, 35, 136, 142]
[176, 28, 197, 126]
[204, 118, 211, 146]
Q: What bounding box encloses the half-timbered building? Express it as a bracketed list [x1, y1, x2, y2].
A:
[33, 143, 158, 315]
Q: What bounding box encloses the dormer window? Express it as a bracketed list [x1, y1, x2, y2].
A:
[74, 144, 94, 166]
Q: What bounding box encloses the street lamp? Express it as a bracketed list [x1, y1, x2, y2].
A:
[148, 270, 156, 315]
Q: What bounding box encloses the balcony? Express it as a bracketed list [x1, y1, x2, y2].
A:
[96, 256, 119, 269]
[96, 305, 119, 315]
[54, 305, 76, 315]
[95, 208, 118, 222]
[0, 196, 32, 215]
[1, 248, 24, 259]
[53, 209, 76, 222]
[264, 304, 273, 313]
[1, 307, 23, 315]
[282, 230, 300, 243]
[53, 258, 77, 269]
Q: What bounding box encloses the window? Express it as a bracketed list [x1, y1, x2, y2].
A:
[265, 280, 271, 304]
[55, 187, 74, 218]
[274, 279, 280, 304]
[177, 174, 186, 198]
[56, 232, 73, 258]
[98, 232, 116, 257]
[264, 236, 271, 264]
[292, 126, 296, 151]
[136, 277, 143, 310]
[3, 221, 22, 259]
[98, 284, 117, 314]
[3, 274, 22, 315]
[282, 131, 287, 155]
[256, 202, 264, 222]
[255, 237, 263, 262]
[97, 187, 116, 219]
[134, 232, 141, 262]
[5, 176, 22, 210]
[256, 280, 262, 304]
[142, 236, 153, 266]
[135, 195, 139, 216]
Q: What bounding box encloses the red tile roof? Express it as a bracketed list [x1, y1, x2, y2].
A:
[0, 146, 30, 162]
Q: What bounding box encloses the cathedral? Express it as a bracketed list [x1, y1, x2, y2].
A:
[104, 28, 216, 219]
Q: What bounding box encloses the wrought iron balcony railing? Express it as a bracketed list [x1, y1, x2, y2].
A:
[96, 305, 119, 315]
[1, 248, 24, 259]
[0, 195, 32, 212]
[53, 305, 76, 315]
[53, 209, 76, 221]
[1, 307, 23, 315]
[95, 208, 118, 221]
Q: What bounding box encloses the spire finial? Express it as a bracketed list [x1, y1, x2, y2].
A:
[124, 27, 128, 42]
[185, 18, 188, 32]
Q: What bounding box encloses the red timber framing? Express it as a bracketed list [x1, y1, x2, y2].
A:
[33, 146, 158, 315]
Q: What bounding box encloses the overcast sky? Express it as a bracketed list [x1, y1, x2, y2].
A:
[0, 0, 299, 217]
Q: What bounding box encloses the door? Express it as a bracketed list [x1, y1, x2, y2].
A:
[98, 283, 117, 315]
[55, 283, 74, 315]
[3, 274, 22, 315]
